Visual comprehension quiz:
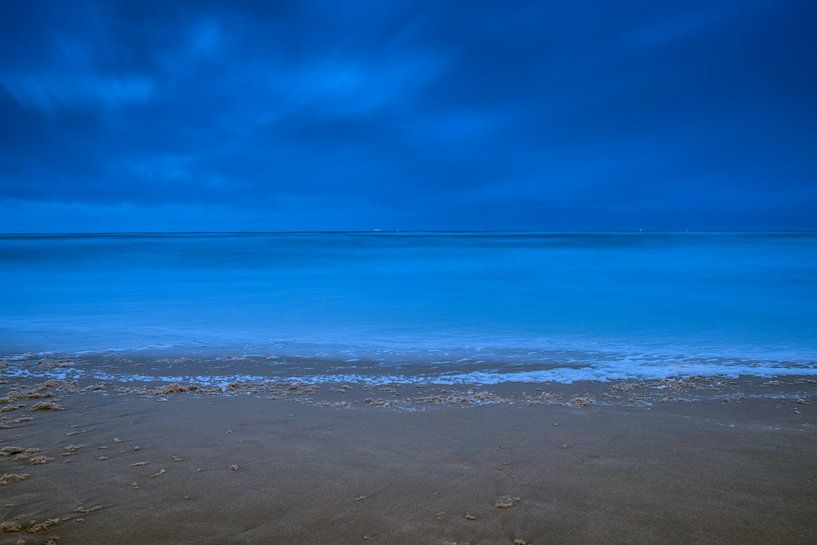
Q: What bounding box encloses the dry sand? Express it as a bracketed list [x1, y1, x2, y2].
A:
[1, 376, 816, 544]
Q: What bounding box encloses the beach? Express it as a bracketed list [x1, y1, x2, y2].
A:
[2, 0, 816, 539]
[2, 363, 816, 545]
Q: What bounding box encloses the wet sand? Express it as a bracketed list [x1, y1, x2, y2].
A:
[2, 376, 817, 544]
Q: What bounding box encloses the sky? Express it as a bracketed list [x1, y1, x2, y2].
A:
[0, 0, 815, 232]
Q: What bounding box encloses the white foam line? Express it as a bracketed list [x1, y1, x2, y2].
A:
[4, 361, 817, 387]
[2, 367, 269, 389]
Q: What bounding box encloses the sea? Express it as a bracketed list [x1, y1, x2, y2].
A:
[1, 232, 816, 385]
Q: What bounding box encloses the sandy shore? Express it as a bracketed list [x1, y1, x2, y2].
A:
[1, 374, 817, 544]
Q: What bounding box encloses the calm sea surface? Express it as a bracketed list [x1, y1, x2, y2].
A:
[1, 232, 816, 383]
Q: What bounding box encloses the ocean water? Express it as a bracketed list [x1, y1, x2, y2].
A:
[1, 232, 816, 384]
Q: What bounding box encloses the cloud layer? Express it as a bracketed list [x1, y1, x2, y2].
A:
[1, 0, 815, 231]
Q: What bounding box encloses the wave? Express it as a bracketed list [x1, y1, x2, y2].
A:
[4, 350, 816, 386]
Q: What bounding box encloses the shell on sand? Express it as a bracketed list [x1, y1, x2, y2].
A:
[0, 520, 23, 532]
[0, 473, 29, 485]
[62, 444, 83, 455]
[75, 505, 104, 514]
[14, 448, 41, 461]
[24, 390, 53, 400]
[30, 401, 63, 411]
[26, 517, 60, 533]
[494, 495, 520, 508]
[154, 383, 199, 395]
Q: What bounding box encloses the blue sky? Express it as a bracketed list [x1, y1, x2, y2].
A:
[1, 0, 815, 231]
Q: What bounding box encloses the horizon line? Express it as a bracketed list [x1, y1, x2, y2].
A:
[2, 229, 817, 236]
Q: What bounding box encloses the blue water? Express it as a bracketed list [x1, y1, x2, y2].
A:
[2, 232, 816, 383]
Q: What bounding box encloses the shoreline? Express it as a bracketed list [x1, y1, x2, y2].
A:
[2, 365, 817, 544]
[3, 351, 817, 412]
[3, 350, 817, 392]
[6, 357, 816, 410]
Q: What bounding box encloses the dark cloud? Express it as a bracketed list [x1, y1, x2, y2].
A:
[0, 0, 815, 231]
